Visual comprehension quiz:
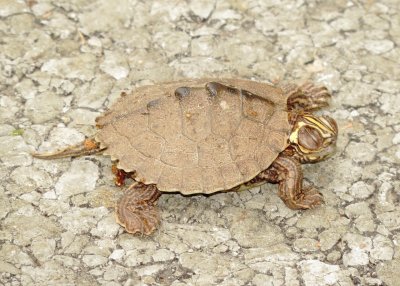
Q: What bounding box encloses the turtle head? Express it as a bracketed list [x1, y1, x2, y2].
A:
[289, 113, 338, 163]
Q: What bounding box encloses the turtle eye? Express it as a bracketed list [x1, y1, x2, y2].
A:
[298, 126, 323, 151]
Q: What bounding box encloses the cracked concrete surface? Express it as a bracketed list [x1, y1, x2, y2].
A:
[1, 0, 399, 285]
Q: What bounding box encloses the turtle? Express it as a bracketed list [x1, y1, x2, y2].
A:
[33, 78, 338, 235]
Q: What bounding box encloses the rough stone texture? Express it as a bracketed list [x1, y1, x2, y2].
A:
[0, 0, 399, 285]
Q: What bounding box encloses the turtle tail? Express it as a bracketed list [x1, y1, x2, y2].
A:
[32, 137, 105, 160]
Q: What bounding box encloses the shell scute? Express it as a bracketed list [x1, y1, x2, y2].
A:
[157, 164, 182, 192]
[201, 166, 225, 193]
[236, 159, 261, 179]
[160, 135, 198, 168]
[230, 135, 258, 161]
[209, 83, 243, 140]
[242, 90, 276, 123]
[266, 130, 288, 153]
[180, 167, 204, 194]
[198, 134, 231, 168]
[220, 162, 244, 189]
[131, 131, 164, 160]
[148, 97, 182, 139]
[179, 87, 212, 142]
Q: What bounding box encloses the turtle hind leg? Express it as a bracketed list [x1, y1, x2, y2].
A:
[284, 82, 331, 111]
[261, 155, 324, 209]
[116, 183, 162, 235]
[32, 138, 105, 160]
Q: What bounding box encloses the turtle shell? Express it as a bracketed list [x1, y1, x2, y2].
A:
[95, 79, 291, 194]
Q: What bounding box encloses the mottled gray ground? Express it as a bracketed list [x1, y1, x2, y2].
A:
[1, 0, 399, 285]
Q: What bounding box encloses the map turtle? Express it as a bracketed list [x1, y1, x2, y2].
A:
[34, 79, 338, 235]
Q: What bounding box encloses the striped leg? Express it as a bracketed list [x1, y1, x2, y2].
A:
[116, 183, 162, 235]
[284, 83, 331, 111]
[259, 155, 324, 209]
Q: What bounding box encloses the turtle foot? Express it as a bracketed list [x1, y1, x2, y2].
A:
[286, 82, 331, 111]
[116, 183, 162, 235]
[291, 186, 324, 209]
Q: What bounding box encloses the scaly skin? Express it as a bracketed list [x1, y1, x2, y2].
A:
[257, 155, 323, 209]
[284, 82, 332, 111]
[115, 183, 162, 235]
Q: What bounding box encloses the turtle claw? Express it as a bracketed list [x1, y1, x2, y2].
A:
[116, 183, 162, 235]
[293, 186, 324, 210]
[32, 138, 105, 159]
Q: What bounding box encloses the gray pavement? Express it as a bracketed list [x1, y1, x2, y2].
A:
[0, 0, 399, 285]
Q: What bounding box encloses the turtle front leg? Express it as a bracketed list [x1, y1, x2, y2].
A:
[116, 182, 162, 235]
[259, 155, 323, 209]
[284, 82, 331, 111]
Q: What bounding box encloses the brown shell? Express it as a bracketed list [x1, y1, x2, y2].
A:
[95, 79, 291, 194]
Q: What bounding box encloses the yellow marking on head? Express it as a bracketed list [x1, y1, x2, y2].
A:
[289, 122, 303, 144]
[300, 115, 337, 140]
[289, 113, 338, 159]
[303, 115, 331, 133]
